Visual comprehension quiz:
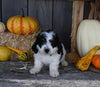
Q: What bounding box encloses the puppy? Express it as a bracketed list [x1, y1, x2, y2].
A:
[29, 29, 68, 77]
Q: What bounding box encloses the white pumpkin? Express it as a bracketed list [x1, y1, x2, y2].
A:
[77, 19, 100, 57]
[0, 22, 5, 33]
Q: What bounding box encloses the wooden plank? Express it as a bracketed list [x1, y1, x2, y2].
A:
[0, 0, 2, 21]
[53, 0, 73, 51]
[71, 1, 84, 52]
[2, 0, 27, 24]
[28, 0, 52, 29]
[28, 0, 37, 18]
[94, 0, 100, 21]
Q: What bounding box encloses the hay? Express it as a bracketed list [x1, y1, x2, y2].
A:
[0, 31, 39, 60]
[66, 51, 80, 64]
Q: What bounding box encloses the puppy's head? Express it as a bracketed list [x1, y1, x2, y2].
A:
[32, 30, 62, 55]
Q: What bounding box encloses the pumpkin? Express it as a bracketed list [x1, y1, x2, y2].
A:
[7, 9, 39, 35]
[0, 22, 5, 33]
[77, 19, 100, 57]
[92, 55, 100, 69]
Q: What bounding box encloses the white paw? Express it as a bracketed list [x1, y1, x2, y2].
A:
[50, 71, 59, 77]
[29, 68, 39, 74]
[62, 61, 68, 66]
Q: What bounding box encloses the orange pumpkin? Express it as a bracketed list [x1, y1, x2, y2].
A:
[92, 55, 100, 69]
[7, 9, 39, 35]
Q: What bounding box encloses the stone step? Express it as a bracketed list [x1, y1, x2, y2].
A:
[0, 79, 100, 87]
[0, 61, 100, 87]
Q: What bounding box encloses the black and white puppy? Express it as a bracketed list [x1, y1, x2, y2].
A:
[29, 30, 68, 77]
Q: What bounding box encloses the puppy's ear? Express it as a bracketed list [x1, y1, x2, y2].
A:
[32, 44, 38, 53]
[53, 33, 62, 54]
[57, 43, 62, 54]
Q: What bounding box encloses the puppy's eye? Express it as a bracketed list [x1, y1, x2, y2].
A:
[50, 39, 54, 42]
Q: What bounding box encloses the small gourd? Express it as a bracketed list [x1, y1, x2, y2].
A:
[0, 46, 12, 61]
[0, 22, 5, 33]
[7, 46, 30, 61]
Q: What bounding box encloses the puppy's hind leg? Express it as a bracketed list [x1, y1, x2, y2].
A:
[61, 58, 68, 66]
[61, 45, 68, 66]
[30, 60, 43, 74]
[61, 55, 68, 66]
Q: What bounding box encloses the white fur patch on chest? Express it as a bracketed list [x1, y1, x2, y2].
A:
[34, 53, 61, 65]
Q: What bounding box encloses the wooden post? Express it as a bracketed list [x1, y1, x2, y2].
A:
[94, 0, 100, 21]
[71, 1, 84, 52]
[88, 2, 95, 19]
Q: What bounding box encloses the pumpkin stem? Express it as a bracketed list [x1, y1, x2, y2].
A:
[21, 8, 24, 17]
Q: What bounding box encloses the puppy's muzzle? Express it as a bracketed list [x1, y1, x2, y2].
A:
[44, 48, 49, 53]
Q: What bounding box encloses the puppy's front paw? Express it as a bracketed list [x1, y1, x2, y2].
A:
[29, 68, 39, 74]
[50, 71, 59, 77]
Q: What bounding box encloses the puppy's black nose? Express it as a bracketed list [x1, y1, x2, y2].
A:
[45, 48, 49, 53]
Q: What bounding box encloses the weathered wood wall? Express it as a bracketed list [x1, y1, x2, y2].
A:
[0, 0, 93, 52]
